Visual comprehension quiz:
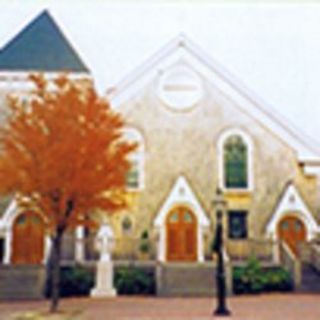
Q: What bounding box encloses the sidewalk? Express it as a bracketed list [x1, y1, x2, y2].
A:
[0, 294, 319, 320]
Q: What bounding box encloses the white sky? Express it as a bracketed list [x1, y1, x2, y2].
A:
[1, 1, 320, 144]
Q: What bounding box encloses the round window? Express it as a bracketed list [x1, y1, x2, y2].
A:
[157, 65, 203, 111]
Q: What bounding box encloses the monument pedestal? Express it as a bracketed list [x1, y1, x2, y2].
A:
[91, 260, 116, 297]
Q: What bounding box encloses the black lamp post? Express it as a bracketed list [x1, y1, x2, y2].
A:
[212, 188, 231, 317]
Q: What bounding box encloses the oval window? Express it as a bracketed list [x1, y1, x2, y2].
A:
[122, 216, 133, 235]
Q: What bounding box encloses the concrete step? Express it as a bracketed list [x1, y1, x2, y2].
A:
[0, 265, 46, 300]
[298, 264, 320, 293]
[156, 262, 220, 297]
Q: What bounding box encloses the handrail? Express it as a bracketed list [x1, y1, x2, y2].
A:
[279, 241, 301, 288]
[225, 239, 275, 262]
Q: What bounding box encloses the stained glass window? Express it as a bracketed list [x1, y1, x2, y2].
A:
[16, 214, 26, 226]
[183, 211, 193, 223]
[281, 221, 289, 231]
[169, 212, 179, 223]
[31, 215, 41, 225]
[224, 135, 248, 188]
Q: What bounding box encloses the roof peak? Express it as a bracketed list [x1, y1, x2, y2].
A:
[108, 34, 320, 160]
[0, 9, 89, 73]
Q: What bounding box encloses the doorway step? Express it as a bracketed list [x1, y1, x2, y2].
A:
[298, 263, 320, 293]
[156, 262, 232, 297]
[0, 265, 46, 300]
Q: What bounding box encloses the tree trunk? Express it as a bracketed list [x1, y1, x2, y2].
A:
[50, 232, 63, 313]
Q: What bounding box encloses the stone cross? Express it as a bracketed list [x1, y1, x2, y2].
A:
[95, 224, 114, 262]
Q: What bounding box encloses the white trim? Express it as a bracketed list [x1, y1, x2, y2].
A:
[266, 183, 319, 241]
[217, 128, 254, 192]
[0, 71, 92, 91]
[1, 199, 18, 227]
[3, 227, 12, 265]
[107, 34, 320, 162]
[75, 226, 85, 262]
[2, 200, 17, 264]
[154, 175, 210, 262]
[0, 71, 91, 80]
[303, 165, 320, 176]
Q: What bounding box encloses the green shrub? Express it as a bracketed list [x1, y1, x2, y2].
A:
[233, 256, 264, 294]
[114, 266, 155, 295]
[233, 256, 293, 294]
[263, 267, 293, 292]
[46, 265, 94, 298]
[46, 265, 156, 297]
[60, 266, 94, 297]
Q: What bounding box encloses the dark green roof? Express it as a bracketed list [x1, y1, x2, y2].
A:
[0, 10, 89, 72]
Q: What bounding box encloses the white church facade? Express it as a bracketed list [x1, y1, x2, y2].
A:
[0, 10, 319, 269]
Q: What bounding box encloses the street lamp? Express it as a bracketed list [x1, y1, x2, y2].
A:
[212, 188, 231, 316]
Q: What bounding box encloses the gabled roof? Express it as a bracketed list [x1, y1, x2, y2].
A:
[266, 182, 319, 240]
[0, 10, 89, 73]
[154, 175, 210, 227]
[107, 34, 320, 163]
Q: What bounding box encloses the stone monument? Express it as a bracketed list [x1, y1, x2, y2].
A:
[90, 224, 117, 297]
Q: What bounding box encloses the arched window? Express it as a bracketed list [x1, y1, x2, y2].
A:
[224, 135, 247, 188]
[218, 129, 253, 190]
[123, 128, 144, 190]
[121, 216, 133, 236]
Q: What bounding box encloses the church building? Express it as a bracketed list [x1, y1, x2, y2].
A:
[0, 10, 319, 285]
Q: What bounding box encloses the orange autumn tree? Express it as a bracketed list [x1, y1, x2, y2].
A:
[0, 74, 136, 312]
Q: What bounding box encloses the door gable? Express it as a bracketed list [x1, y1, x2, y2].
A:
[266, 182, 319, 240]
[154, 175, 209, 228]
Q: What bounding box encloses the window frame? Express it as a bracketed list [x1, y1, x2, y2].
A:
[217, 129, 253, 192]
[122, 128, 145, 191]
[228, 210, 248, 240]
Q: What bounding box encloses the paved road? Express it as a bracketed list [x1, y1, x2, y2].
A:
[0, 294, 319, 320]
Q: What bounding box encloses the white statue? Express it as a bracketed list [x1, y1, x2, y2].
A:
[91, 223, 117, 297]
[95, 224, 114, 262]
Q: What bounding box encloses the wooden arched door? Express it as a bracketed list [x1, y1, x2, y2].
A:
[11, 211, 45, 264]
[166, 206, 197, 261]
[277, 215, 306, 256]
